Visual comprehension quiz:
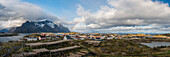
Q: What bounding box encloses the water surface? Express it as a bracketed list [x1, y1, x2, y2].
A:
[141, 42, 170, 48]
[0, 33, 29, 42]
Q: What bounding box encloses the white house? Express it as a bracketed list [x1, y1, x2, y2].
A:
[26, 38, 38, 41]
[107, 37, 113, 39]
[63, 35, 71, 40]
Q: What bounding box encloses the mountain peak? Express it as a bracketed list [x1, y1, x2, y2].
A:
[9, 20, 70, 33]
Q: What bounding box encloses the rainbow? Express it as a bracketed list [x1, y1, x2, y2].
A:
[71, 17, 85, 32]
[71, 23, 80, 32]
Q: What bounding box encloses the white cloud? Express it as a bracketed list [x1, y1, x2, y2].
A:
[73, 0, 170, 29]
[87, 24, 101, 28]
[0, 0, 58, 29]
[0, 17, 27, 28]
[70, 0, 170, 33]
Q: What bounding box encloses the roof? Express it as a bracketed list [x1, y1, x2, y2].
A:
[33, 48, 49, 53]
[50, 46, 80, 52]
[25, 40, 72, 47]
[66, 35, 71, 39]
[63, 35, 72, 40]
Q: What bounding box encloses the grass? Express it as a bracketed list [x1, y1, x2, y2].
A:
[79, 39, 169, 56]
[1, 39, 170, 57]
[0, 41, 23, 57]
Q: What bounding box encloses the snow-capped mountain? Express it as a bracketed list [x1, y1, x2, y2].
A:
[9, 20, 70, 33]
[34, 20, 55, 28]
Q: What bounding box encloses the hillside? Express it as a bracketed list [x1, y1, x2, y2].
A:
[80, 39, 154, 56]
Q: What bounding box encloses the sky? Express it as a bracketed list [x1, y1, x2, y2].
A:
[23, 0, 107, 20]
[0, 0, 170, 33]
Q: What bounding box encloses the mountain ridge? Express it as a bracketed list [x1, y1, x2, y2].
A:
[8, 20, 70, 33]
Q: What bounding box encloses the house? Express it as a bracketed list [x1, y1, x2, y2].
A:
[80, 38, 85, 40]
[94, 37, 103, 41]
[63, 35, 72, 40]
[26, 38, 38, 41]
[107, 37, 113, 39]
[72, 36, 81, 40]
[39, 36, 46, 40]
[100, 36, 105, 39]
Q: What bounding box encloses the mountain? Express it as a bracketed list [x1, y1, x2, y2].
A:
[9, 20, 70, 33]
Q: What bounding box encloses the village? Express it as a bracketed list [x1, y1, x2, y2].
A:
[0, 32, 170, 57]
[23, 32, 170, 42]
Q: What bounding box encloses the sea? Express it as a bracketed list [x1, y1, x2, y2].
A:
[0, 33, 30, 42]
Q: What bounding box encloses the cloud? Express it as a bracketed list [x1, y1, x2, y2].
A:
[0, 0, 58, 29]
[71, 24, 168, 33]
[0, 4, 5, 9]
[73, 0, 170, 29]
[0, 17, 27, 28]
[67, 0, 170, 33]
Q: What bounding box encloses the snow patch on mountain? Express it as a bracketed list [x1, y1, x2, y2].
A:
[34, 23, 44, 27]
[34, 20, 55, 28]
[47, 23, 55, 28]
